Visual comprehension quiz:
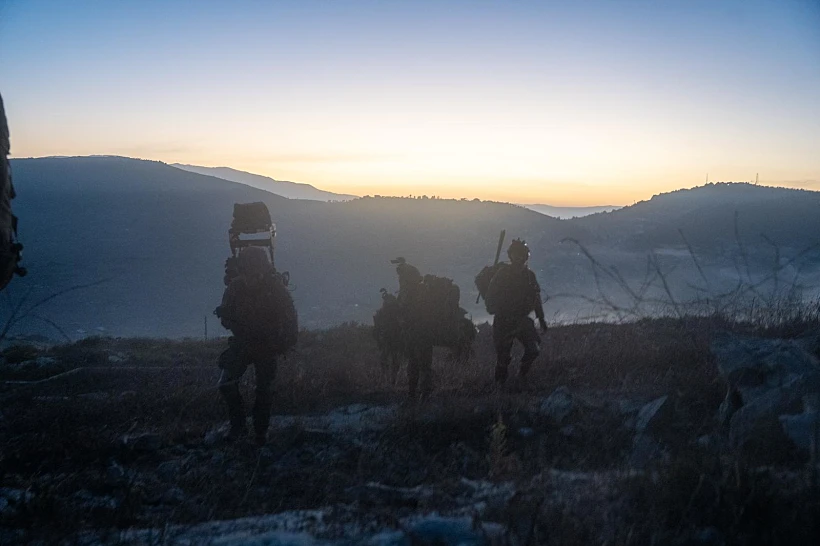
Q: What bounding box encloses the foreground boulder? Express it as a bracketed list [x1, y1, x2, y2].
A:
[711, 333, 820, 460]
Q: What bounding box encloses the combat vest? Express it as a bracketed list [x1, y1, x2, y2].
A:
[219, 272, 298, 353]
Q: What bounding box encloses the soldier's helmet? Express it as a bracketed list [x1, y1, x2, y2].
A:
[396, 262, 423, 286]
[507, 239, 530, 262]
[391, 256, 423, 286]
[237, 246, 273, 276]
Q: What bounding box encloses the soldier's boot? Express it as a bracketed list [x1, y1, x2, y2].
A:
[219, 382, 247, 441]
[252, 401, 271, 446]
[389, 354, 401, 387]
[419, 373, 433, 402]
[253, 376, 274, 447]
[494, 344, 512, 384]
[407, 359, 420, 402]
[519, 352, 538, 378]
[418, 348, 433, 402]
[494, 356, 510, 384]
[519, 338, 541, 379]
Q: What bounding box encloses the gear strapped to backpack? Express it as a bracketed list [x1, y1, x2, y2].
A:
[220, 272, 298, 353]
[475, 263, 508, 314]
[405, 274, 469, 346]
[217, 203, 297, 353]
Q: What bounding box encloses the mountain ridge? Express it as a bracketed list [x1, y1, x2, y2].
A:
[7, 157, 820, 339]
[7, 156, 580, 338]
[171, 163, 357, 202]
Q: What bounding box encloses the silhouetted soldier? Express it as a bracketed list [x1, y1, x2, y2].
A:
[216, 246, 296, 445]
[0, 92, 25, 291]
[485, 239, 547, 384]
[393, 258, 434, 401]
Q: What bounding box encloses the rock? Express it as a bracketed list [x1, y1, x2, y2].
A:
[122, 432, 162, 452]
[560, 425, 577, 438]
[347, 482, 438, 508]
[717, 387, 743, 432]
[368, 516, 505, 546]
[210, 452, 225, 466]
[157, 460, 181, 482]
[339, 403, 369, 414]
[712, 334, 820, 460]
[615, 399, 645, 415]
[694, 526, 724, 545]
[629, 434, 661, 469]
[779, 411, 820, 453]
[161, 487, 186, 505]
[35, 356, 57, 367]
[204, 425, 229, 447]
[634, 395, 671, 434]
[108, 353, 127, 363]
[729, 373, 820, 455]
[15, 356, 57, 369]
[711, 334, 820, 404]
[0, 488, 31, 515]
[517, 427, 535, 438]
[538, 386, 574, 423]
[696, 434, 718, 451]
[78, 392, 110, 402]
[106, 461, 127, 487]
[72, 490, 119, 511]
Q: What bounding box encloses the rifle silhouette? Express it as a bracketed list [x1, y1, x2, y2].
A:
[476, 229, 506, 304]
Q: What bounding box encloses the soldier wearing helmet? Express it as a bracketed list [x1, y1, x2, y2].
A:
[484, 239, 547, 385]
[216, 246, 286, 445]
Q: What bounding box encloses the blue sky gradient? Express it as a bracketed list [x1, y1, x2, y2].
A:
[1, 0, 818, 204]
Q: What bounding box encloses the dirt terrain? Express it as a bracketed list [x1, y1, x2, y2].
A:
[1, 320, 818, 544]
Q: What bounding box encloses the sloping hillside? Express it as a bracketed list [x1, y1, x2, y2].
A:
[171, 163, 357, 202]
[7, 157, 579, 338]
[524, 203, 620, 219]
[572, 183, 820, 253]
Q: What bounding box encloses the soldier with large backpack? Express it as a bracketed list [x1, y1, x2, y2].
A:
[215, 204, 297, 445]
[476, 239, 547, 385]
[376, 257, 475, 401]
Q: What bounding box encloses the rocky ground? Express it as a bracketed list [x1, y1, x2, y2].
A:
[1, 319, 819, 545]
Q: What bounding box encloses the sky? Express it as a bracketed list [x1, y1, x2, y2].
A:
[1, 0, 819, 206]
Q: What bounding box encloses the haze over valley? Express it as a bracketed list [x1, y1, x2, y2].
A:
[7, 155, 820, 340]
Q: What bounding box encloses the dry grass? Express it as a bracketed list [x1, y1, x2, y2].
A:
[1, 316, 818, 543]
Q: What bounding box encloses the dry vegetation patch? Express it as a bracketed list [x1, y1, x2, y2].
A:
[0, 317, 818, 544]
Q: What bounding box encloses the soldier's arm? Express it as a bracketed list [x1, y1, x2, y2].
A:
[485, 267, 507, 313]
[218, 283, 238, 330]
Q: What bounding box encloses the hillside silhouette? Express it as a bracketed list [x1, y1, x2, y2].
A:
[524, 203, 620, 219]
[8, 156, 584, 338]
[8, 157, 820, 339]
[573, 182, 820, 254]
[171, 163, 357, 202]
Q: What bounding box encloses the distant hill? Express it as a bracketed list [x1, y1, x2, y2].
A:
[171, 164, 356, 202]
[571, 183, 820, 253]
[8, 156, 582, 338]
[9, 160, 820, 340]
[523, 204, 620, 219]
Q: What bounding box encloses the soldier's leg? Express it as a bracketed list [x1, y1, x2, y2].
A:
[218, 338, 250, 438]
[252, 353, 277, 445]
[407, 349, 420, 400]
[379, 346, 389, 378]
[518, 318, 541, 378]
[418, 344, 434, 400]
[493, 319, 514, 384]
[389, 351, 401, 386]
